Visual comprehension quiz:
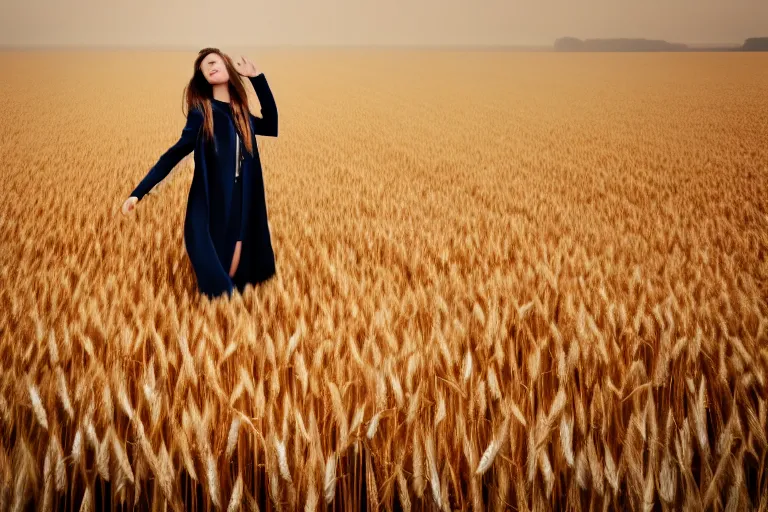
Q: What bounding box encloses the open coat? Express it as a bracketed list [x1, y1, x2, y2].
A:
[130, 73, 278, 299]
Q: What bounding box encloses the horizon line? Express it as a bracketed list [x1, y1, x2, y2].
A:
[0, 40, 755, 51]
[0, 35, 766, 51]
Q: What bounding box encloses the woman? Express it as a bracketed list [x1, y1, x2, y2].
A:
[122, 48, 279, 299]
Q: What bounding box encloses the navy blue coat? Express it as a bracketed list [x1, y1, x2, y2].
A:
[130, 73, 278, 299]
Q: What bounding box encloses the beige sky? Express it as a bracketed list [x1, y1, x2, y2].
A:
[2, 0, 766, 47]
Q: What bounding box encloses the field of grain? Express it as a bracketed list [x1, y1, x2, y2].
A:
[0, 49, 767, 511]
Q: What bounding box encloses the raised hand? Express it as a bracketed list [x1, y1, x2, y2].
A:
[234, 55, 261, 77]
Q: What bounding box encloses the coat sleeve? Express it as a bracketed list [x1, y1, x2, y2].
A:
[247, 73, 278, 137]
[130, 107, 204, 201]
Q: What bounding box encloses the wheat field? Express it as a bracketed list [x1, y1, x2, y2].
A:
[0, 49, 767, 511]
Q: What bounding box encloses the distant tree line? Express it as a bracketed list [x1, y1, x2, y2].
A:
[553, 36, 768, 52]
[742, 37, 768, 50]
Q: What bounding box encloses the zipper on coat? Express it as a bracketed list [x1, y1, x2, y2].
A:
[235, 132, 241, 181]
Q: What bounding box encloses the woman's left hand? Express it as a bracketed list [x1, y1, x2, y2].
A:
[235, 55, 261, 77]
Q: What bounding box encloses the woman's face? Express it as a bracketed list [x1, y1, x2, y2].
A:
[200, 53, 229, 85]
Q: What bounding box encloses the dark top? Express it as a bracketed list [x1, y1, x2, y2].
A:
[210, 96, 243, 182]
[130, 73, 277, 202]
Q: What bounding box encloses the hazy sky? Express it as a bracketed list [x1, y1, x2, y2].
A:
[2, 0, 766, 47]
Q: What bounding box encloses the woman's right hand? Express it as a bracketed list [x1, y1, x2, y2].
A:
[122, 196, 138, 215]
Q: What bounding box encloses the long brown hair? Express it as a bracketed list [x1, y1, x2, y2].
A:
[183, 47, 254, 157]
